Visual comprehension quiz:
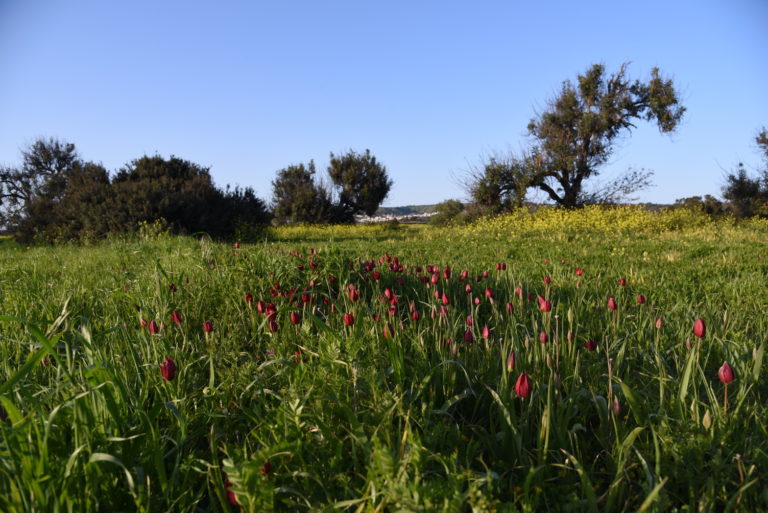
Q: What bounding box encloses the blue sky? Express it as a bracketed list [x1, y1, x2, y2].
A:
[1, 0, 766, 206]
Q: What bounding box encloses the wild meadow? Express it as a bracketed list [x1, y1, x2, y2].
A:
[0, 206, 767, 512]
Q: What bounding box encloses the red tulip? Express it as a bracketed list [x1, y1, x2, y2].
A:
[693, 318, 706, 338]
[140, 318, 147, 327]
[485, 287, 493, 299]
[344, 313, 354, 327]
[607, 296, 617, 311]
[234, 241, 240, 249]
[505, 302, 514, 313]
[619, 277, 627, 287]
[431, 273, 439, 285]
[506, 351, 515, 371]
[463, 329, 474, 343]
[149, 320, 159, 334]
[537, 295, 552, 312]
[465, 284, 472, 294]
[718, 361, 734, 383]
[245, 293, 253, 304]
[637, 295, 646, 305]
[290, 311, 301, 325]
[473, 297, 481, 306]
[372, 271, 381, 281]
[543, 275, 551, 285]
[168, 283, 177, 293]
[539, 331, 548, 344]
[349, 288, 359, 302]
[459, 269, 468, 281]
[202, 321, 214, 333]
[260, 460, 273, 476]
[268, 316, 278, 332]
[161, 357, 176, 381]
[575, 267, 583, 276]
[411, 310, 420, 321]
[466, 315, 473, 326]
[482, 325, 491, 340]
[257, 300, 266, 314]
[584, 340, 597, 351]
[515, 373, 531, 398]
[443, 266, 451, 280]
[442, 293, 450, 306]
[172, 311, 182, 324]
[656, 317, 663, 329]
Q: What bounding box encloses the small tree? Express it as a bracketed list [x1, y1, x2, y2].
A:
[271, 161, 333, 224]
[111, 155, 225, 234]
[722, 127, 768, 218]
[465, 153, 531, 213]
[527, 63, 684, 207]
[327, 149, 392, 222]
[429, 199, 466, 226]
[0, 138, 81, 232]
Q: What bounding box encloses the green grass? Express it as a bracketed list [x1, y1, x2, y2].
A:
[0, 217, 767, 512]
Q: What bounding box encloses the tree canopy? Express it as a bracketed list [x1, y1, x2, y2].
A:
[721, 127, 768, 218]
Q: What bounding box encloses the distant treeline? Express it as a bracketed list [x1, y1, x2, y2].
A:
[0, 139, 394, 243]
[0, 139, 270, 243]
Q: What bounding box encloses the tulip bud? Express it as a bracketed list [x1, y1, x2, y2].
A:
[290, 311, 301, 325]
[411, 310, 420, 321]
[612, 396, 621, 415]
[618, 277, 627, 287]
[607, 296, 617, 311]
[539, 331, 548, 344]
[718, 361, 734, 383]
[172, 311, 182, 324]
[465, 284, 472, 294]
[473, 297, 481, 305]
[575, 267, 583, 276]
[637, 295, 646, 305]
[260, 460, 273, 476]
[344, 313, 354, 326]
[537, 295, 552, 312]
[693, 318, 706, 338]
[234, 241, 240, 249]
[543, 275, 551, 285]
[203, 321, 214, 333]
[431, 273, 439, 285]
[443, 266, 451, 280]
[161, 357, 176, 381]
[515, 372, 531, 398]
[149, 320, 159, 334]
[482, 325, 490, 340]
[459, 269, 468, 281]
[655, 317, 663, 329]
[567, 329, 573, 342]
[442, 293, 450, 306]
[584, 340, 597, 351]
[349, 288, 359, 302]
[506, 351, 515, 372]
[224, 475, 239, 506]
[505, 302, 514, 313]
[463, 329, 474, 343]
[372, 271, 381, 281]
[485, 287, 493, 299]
[257, 300, 266, 314]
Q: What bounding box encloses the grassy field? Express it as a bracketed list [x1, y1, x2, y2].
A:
[0, 207, 767, 512]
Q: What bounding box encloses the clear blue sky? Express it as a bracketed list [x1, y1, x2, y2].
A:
[1, 0, 766, 206]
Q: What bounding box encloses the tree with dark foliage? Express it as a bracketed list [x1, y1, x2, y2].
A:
[465, 64, 685, 209]
[526, 63, 685, 207]
[327, 149, 392, 222]
[271, 161, 333, 225]
[722, 127, 768, 218]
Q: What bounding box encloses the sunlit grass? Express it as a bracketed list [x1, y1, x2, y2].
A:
[0, 208, 766, 511]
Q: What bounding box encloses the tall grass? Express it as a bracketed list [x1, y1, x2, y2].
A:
[0, 208, 766, 511]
